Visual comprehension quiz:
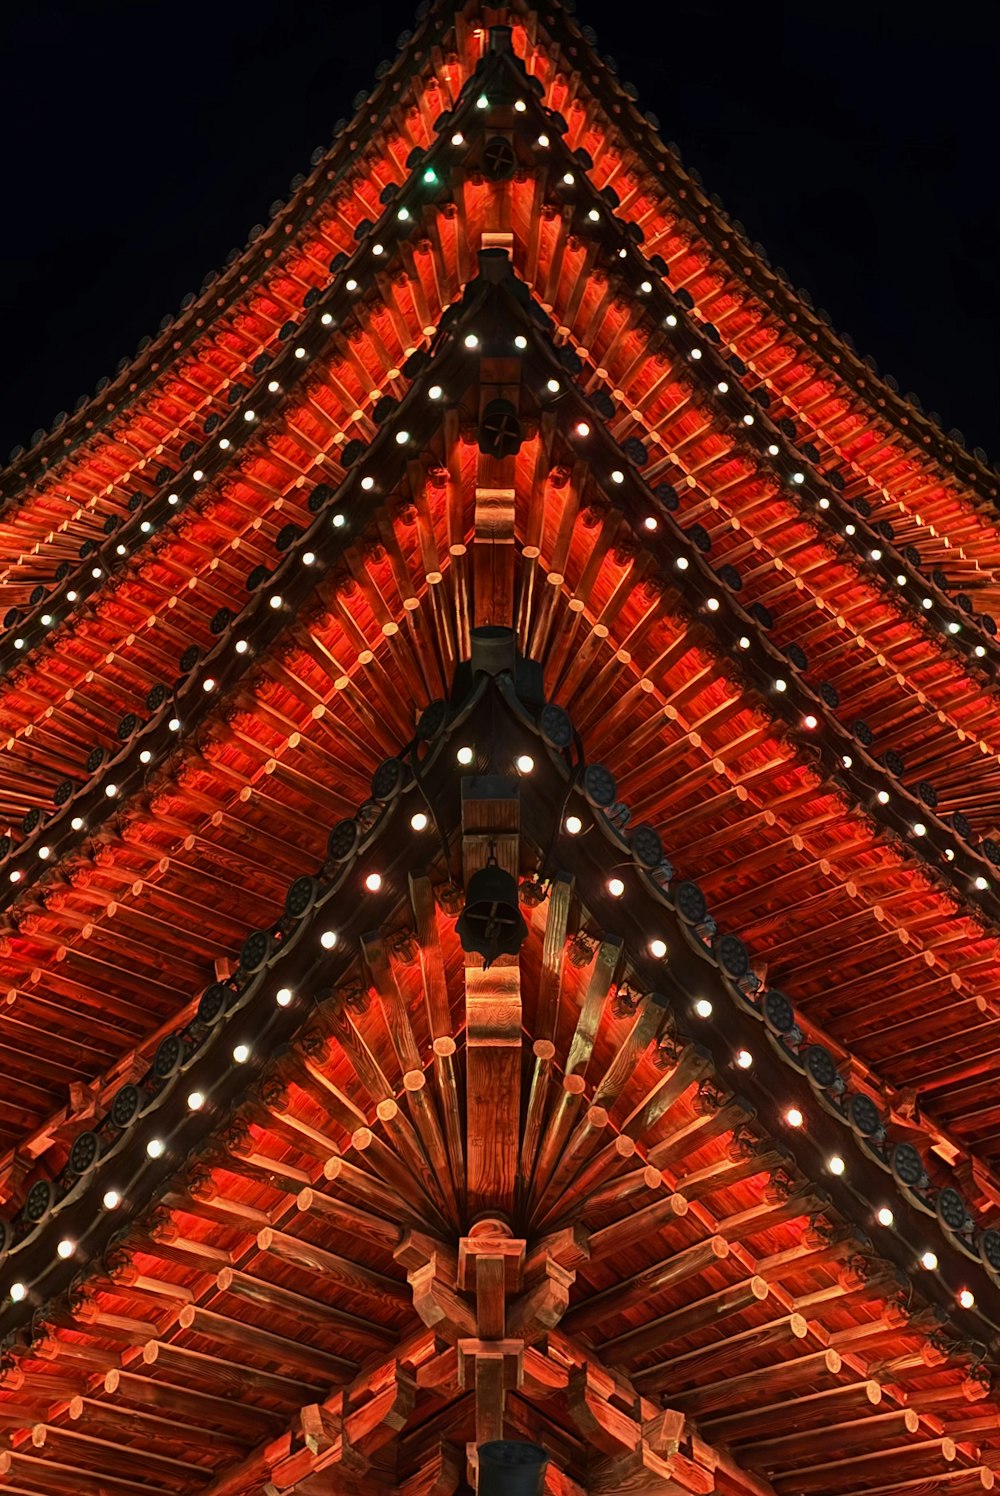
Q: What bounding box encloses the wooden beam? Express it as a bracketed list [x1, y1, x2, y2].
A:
[564, 1235, 729, 1333]
[701, 1379, 882, 1442]
[604, 1276, 770, 1364]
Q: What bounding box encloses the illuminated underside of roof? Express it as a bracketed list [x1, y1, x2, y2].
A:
[0, 6, 998, 1494]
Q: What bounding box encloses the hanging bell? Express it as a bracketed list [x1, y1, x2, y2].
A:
[456, 860, 527, 968]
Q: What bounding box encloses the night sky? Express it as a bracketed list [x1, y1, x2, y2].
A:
[1, 0, 996, 462]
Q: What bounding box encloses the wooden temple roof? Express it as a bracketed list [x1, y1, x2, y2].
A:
[0, 5, 999, 1492]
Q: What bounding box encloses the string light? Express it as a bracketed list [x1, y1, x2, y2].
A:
[464, 333, 479, 349]
[565, 815, 583, 835]
[429, 385, 443, 400]
[320, 930, 338, 950]
[235, 639, 248, 654]
[785, 1107, 804, 1128]
[827, 1154, 846, 1176]
[187, 1090, 205, 1110]
[693, 998, 713, 1018]
[575, 421, 591, 437]
[611, 470, 624, 484]
[649, 938, 667, 959]
[410, 812, 429, 831]
[451, 131, 464, 146]
[736, 1049, 753, 1069]
[546, 378, 560, 393]
[959, 1288, 975, 1309]
[364, 872, 383, 892]
[103, 1189, 121, 1210]
[361, 475, 375, 490]
[515, 754, 534, 774]
[975, 875, 989, 890]
[8, 1283, 26, 1302]
[537, 133, 549, 147]
[607, 877, 625, 898]
[876, 1206, 894, 1227]
[456, 746, 474, 766]
[276, 987, 293, 1006]
[146, 1138, 165, 1158]
[920, 1250, 938, 1270]
[232, 1043, 251, 1064]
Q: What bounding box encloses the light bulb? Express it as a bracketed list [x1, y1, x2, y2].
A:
[476, 95, 489, 110]
[791, 472, 805, 485]
[9, 1282, 27, 1302]
[320, 930, 337, 950]
[649, 939, 667, 959]
[364, 872, 383, 892]
[187, 1091, 205, 1110]
[395, 430, 410, 445]
[920, 1250, 938, 1270]
[105, 783, 118, 798]
[828, 1154, 846, 1175]
[146, 1138, 165, 1158]
[611, 470, 624, 484]
[912, 822, 926, 836]
[959, 1288, 975, 1309]
[717, 381, 729, 393]
[785, 1107, 804, 1128]
[268, 379, 281, 391]
[736, 1049, 753, 1069]
[244, 410, 256, 422]
[876, 1206, 894, 1227]
[694, 998, 713, 1018]
[774, 678, 787, 692]
[607, 877, 625, 898]
[302, 552, 315, 566]
[564, 815, 582, 835]
[464, 334, 479, 349]
[575, 421, 591, 437]
[546, 378, 560, 393]
[537, 133, 549, 147]
[738, 635, 750, 649]
[451, 131, 464, 146]
[202, 677, 216, 691]
[706, 597, 720, 611]
[456, 746, 474, 765]
[975, 875, 989, 891]
[640, 280, 652, 294]
[71, 816, 84, 831]
[57, 1239, 75, 1259]
[103, 1189, 121, 1210]
[269, 595, 283, 609]
[410, 811, 428, 831]
[233, 1043, 250, 1063]
[803, 714, 817, 728]
[235, 639, 248, 654]
[665, 313, 678, 327]
[514, 335, 527, 350]
[515, 754, 534, 774]
[877, 790, 890, 805]
[361, 475, 375, 490]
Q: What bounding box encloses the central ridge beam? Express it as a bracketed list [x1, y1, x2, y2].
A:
[462, 774, 523, 1216]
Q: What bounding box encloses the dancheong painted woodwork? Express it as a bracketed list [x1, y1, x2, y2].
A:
[0, 4, 999, 1493]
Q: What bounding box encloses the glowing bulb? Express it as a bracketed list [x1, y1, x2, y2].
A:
[676, 557, 689, 571]
[361, 475, 375, 491]
[103, 1190, 121, 1210]
[302, 552, 316, 567]
[640, 280, 652, 294]
[410, 811, 429, 831]
[464, 333, 479, 349]
[515, 754, 534, 774]
[8, 870, 21, 884]
[71, 816, 84, 831]
[922, 597, 933, 610]
[269, 595, 283, 609]
[575, 421, 591, 437]
[422, 167, 438, 183]
[694, 998, 713, 1018]
[451, 131, 464, 146]
[877, 789, 890, 805]
[332, 513, 346, 527]
[842, 754, 853, 768]
[429, 385, 443, 400]
[268, 379, 281, 391]
[168, 717, 181, 731]
[912, 822, 927, 836]
[320, 313, 333, 326]
[276, 987, 293, 1006]
[611, 469, 624, 484]
[372, 243, 384, 256]
[743, 413, 754, 425]
[844, 523, 856, 535]
[233, 1043, 250, 1064]
[476, 95, 489, 110]
[38, 846, 50, 860]
[537, 134, 549, 147]
[736, 1049, 753, 1069]
[546, 378, 560, 393]
[244, 409, 256, 422]
[92, 566, 102, 578]
[717, 381, 729, 393]
[146, 1138, 165, 1159]
[364, 872, 383, 892]
[869, 547, 882, 560]
[975, 875, 989, 890]
[218, 438, 230, 450]
[456, 746, 474, 765]
[235, 639, 248, 654]
[168, 492, 179, 504]
[791, 471, 805, 485]
[876, 1206, 894, 1227]
[774, 678, 787, 692]
[105, 783, 118, 798]
[706, 597, 720, 612]
[827, 1154, 846, 1176]
[202, 677, 216, 691]
[514, 335, 527, 350]
[947, 620, 961, 634]
[649, 938, 667, 959]
[920, 1250, 938, 1270]
[396, 207, 410, 221]
[562, 171, 575, 185]
[959, 1288, 975, 1309]
[785, 1107, 804, 1128]
[193, 469, 204, 481]
[395, 430, 410, 445]
[607, 877, 625, 898]
[665, 314, 678, 327]
[9, 1282, 26, 1302]
[565, 815, 582, 835]
[57, 1239, 75, 1259]
[738, 635, 750, 649]
[819, 496, 829, 509]
[588, 208, 600, 222]
[187, 1090, 205, 1111]
[320, 930, 338, 950]
[514, 98, 527, 112]
[345, 278, 358, 291]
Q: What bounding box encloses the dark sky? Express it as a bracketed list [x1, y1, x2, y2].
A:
[1, 0, 996, 462]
